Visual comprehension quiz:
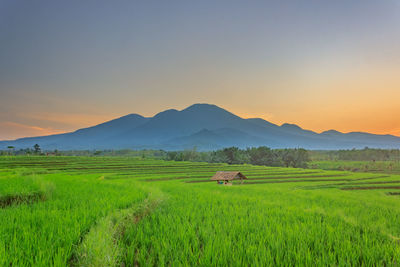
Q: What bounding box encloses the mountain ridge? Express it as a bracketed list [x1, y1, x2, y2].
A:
[1, 103, 399, 150]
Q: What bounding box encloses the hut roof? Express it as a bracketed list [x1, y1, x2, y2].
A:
[211, 171, 247, 181]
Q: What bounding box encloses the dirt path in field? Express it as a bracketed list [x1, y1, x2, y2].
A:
[243, 179, 351, 185]
[185, 174, 351, 184]
[69, 190, 166, 267]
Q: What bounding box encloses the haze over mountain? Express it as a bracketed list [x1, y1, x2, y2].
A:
[1, 104, 400, 151]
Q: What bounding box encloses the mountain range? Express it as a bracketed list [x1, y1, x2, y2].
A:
[1, 104, 400, 151]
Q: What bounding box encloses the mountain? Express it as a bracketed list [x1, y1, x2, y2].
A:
[1, 103, 400, 150]
[1, 114, 149, 150]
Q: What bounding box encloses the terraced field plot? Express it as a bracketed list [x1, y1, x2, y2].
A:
[1, 156, 400, 266]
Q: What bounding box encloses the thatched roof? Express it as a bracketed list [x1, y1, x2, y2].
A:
[211, 171, 247, 181]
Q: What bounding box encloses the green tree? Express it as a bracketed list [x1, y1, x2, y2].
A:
[33, 144, 41, 154]
[247, 147, 274, 166]
[292, 148, 310, 168]
[221, 147, 247, 164]
[166, 151, 178, 161]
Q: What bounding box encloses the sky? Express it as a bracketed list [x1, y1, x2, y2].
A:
[1, 0, 400, 140]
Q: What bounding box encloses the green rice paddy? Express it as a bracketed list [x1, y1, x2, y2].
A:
[1, 156, 400, 266]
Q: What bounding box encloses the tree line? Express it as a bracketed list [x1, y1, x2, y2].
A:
[3, 145, 400, 167]
[309, 147, 400, 161]
[0, 145, 310, 168]
[1, 144, 43, 156]
[166, 147, 310, 168]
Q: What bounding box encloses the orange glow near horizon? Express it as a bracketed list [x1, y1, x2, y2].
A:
[2, 101, 399, 141]
[0, 122, 66, 140]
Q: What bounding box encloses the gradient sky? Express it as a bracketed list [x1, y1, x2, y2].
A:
[1, 0, 400, 140]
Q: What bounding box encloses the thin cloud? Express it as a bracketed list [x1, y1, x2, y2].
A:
[0, 121, 65, 140]
[18, 112, 118, 129]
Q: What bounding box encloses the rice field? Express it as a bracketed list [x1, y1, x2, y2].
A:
[1, 156, 400, 266]
[312, 160, 400, 174]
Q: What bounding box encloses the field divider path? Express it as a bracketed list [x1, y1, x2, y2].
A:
[297, 175, 394, 190]
[69, 189, 166, 267]
[341, 186, 400, 190]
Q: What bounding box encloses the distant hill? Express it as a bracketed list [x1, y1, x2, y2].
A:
[1, 103, 400, 150]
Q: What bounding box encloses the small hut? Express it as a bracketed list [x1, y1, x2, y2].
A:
[211, 171, 247, 185]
